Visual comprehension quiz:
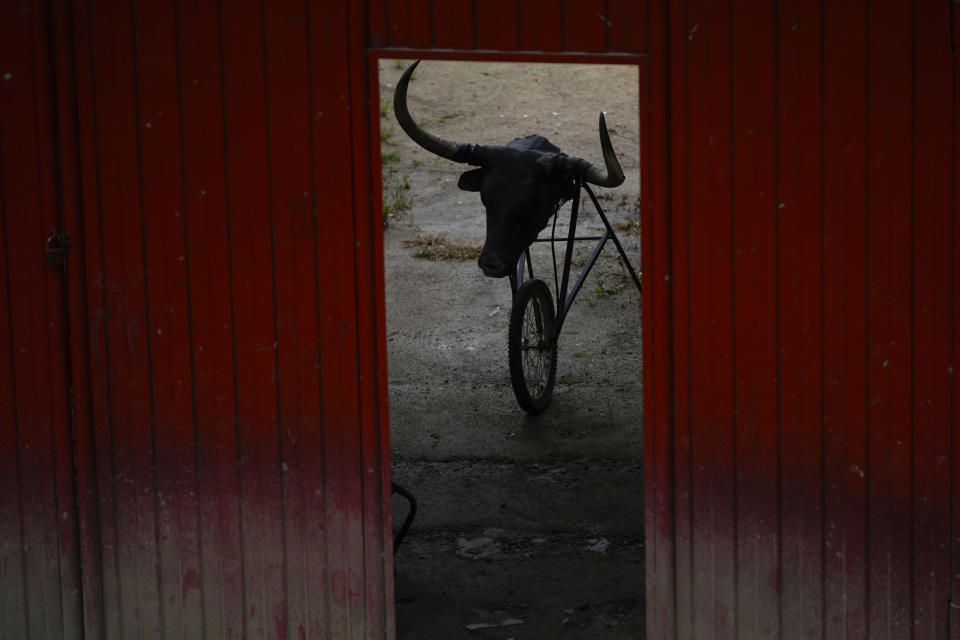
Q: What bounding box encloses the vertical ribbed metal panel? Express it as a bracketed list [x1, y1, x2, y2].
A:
[952, 30, 960, 640]
[63, 0, 393, 637]
[0, 2, 83, 638]
[645, 0, 957, 637]
[370, 0, 649, 54]
[5, 2, 956, 638]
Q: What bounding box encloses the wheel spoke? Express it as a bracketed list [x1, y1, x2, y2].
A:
[509, 280, 556, 412]
[520, 295, 552, 397]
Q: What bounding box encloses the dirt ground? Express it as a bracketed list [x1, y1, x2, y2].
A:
[378, 59, 644, 640]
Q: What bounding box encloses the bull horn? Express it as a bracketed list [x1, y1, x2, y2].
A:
[581, 113, 625, 188]
[393, 60, 469, 162]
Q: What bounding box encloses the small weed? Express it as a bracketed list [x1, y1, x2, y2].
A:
[597, 192, 641, 215]
[383, 198, 411, 225]
[612, 219, 641, 236]
[381, 151, 401, 165]
[380, 100, 390, 118]
[403, 235, 483, 261]
[594, 279, 625, 297]
[383, 200, 411, 225]
[382, 170, 411, 226]
[393, 59, 405, 70]
[381, 129, 394, 144]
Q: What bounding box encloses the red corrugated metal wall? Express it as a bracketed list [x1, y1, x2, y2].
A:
[367, 0, 648, 54]
[4, 0, 393, 638]
[372, 0, 958, 637]
[63, 0, 392, 637]
[0, 2, 84, 638]
[646, 0, 958, 638]
[2, 0, 957, 638]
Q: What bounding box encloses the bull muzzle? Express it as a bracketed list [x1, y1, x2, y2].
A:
[477, 250, 513, 278]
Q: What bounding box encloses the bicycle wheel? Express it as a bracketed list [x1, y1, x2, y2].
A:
[508, 279, 558, 414]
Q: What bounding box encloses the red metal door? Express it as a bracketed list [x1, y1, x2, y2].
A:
[60, 0, 393, 637]
[4, 1, 393, 637]
[0, 1, 84, 637]
[644, 1, 958, 638]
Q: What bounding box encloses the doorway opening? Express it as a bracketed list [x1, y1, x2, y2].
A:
[376, 58, 644, 638]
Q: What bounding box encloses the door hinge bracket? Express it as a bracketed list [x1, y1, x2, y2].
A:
[45, 229, 70, 269]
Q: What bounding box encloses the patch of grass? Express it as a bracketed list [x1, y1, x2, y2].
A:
[382, 171, 411, 226]
[596, 192, 642, 217]
[381, 151, 401, 165]
[393, 59, 405, 70]
[383, 195, 411, 223]
[611, 219, 641, 236]
[593, 278, 626, 297]
[403, 235, 483, 261]
[380, 100, 391, 118]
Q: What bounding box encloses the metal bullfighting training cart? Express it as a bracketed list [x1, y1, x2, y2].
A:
[394, 61, 641, 414]
[507, 180, 640, 414]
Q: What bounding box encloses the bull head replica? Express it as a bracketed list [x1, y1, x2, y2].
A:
[393, 60, 625, 278]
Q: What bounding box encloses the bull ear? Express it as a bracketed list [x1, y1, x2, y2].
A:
[457, 168, 485, 192]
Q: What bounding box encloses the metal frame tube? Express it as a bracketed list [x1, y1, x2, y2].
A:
[511, 179, 641, 341]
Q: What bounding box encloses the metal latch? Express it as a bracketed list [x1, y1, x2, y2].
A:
[45, 229, 69, 269]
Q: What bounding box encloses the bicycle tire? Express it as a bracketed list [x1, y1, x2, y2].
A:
[508, 279, 558, 414]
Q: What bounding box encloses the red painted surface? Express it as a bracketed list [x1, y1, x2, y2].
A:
[64, 0, 392, 637]
[645, 0, 675, 635]
[730, 1, 778, 636]
[953, 25, 960, 640]
[0, 1, 84, 638]
[370, 0, 648, 54]
[3, 1, 957, 638]
[649, 1, 958, 638]
[778, 1, 823, 635]
[476, 0, 520, 51]
[0, 1, 83, 638]
[821, 3, 869, 636]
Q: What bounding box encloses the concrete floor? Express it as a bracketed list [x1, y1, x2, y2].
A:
[385, 217, 644, 639]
